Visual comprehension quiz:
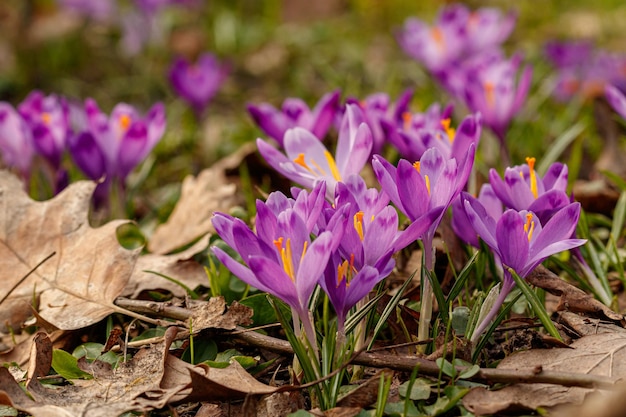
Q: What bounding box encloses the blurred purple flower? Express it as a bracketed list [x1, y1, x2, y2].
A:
[0, 103, 35, 179]
[56, 0, 116, 21]
[544, 40, 593, 69]
[463, 52, 532, 144]
[169, 53, 229, 116]
[68, 99, 165, 201]
[18, 91, 70, 169]
[257, 103, 372, 198]
[386, 111, 481, 163]
[345, 89, 413, 155]
[134, 0, 199, 14]
[248, 90, 340, 145]
[546, 42, 626, 101]
[605, 84, 626, 119]
[462, 195, 585, 340]
[397, 4, 515, 73]
[489, 157, 570, 224]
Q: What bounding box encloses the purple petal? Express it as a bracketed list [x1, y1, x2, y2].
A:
[496, 210, 529, 273]
[247, 256, 301, 309]
[68, 131, 106, 180]
[605, 84, 626, 120]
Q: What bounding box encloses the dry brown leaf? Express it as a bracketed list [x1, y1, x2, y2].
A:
[527, 266, 625, 323]
[123, 234, 210, 298]
[164, 356, 280, 404]
[463, 332, 626, 415]
[337, 369, 394, 409]
[189, 297, 253, 331]
[0, 328, 186, 417]
[148, 142, 255, 255]
[0, 171, 139, 331]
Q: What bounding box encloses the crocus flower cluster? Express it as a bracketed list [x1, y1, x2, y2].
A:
[545, 41, 626, 102]
[0, 90, 165, 208]
[397, 4, 531, 152]
[0, 91, 69, 192]
[213, 178, 441, 345]
[169, 53, 229, 117]
[462, 196, 585, 341]
[454, 157, 594, 338]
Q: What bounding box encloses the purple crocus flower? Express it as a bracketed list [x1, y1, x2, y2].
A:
[169, 53, 229, 117]
[488, 157, 570, 224]
[544, 40, 593, 69]
[462, 194, 586, 341]
[345, 89, 413, 155]
[373, 145, 475, 342]
[397, 4, 515, 74]
[247, 90, 341, 145]
[68, 99, 165, 205]
[373, 145, 476, 266]
[0, 103, 35, 179]
[18, 91, 70, 169]
[387, 111, 481, 163]
[397, 4, 468, 73]
[547, 44, 626, 102]
[452, 184, 503, 247]
[212, 183, 347, 348]
[463, 52, 532, 145]
[320, 175, 443, 333]
[56, 0, 116, 21]
[257, 103, 372, 199]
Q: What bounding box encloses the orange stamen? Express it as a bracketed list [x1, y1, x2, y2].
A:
[440, 118, 456, 142]
[484, 82, 495, 107]
[354, 211, 365, 241]
[525, 157, 538, 199]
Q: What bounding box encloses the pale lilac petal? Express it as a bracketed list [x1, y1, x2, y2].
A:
[213, 247, 272, 295]
[311, 90, 340, 139]
[605, 84, 626, 119]
[372, 155, 402, 209]
[247, 104, 290, 144]
[397, 159, 429, 219]
[462, 194, 498, 250]
[528, 203, 581, 260]
[296, 231, 335, 306]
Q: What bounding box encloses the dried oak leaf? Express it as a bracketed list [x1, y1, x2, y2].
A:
[0, 171, 140, 330]
[527, 266, 625, 323]
[123, 234, 210, 298]
[147, 142, 255, 255]
[188, 296, 253, 331]
[0, 329, 186, 417]
[462, 332, 626, 415]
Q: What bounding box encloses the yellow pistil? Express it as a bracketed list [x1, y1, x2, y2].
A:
[337, 254, 356, 287]
[431, 27, 445, 50]
[273, 237, 295, 282]
[293, 151, 341, 180]
[324, 150, 342, 181]
[440, 118, 456, 143]
[41, 112, 52, 125]
[413, 161, 430, 195]
[354, 211, 365, 241]
[402, 112, 412, 130]
[484, 82, 495, 107]
[526, 157, 538, 199]
[524, 213, 535, 242]
[294, 153, 315, 174]
[119, 114, 132, 131]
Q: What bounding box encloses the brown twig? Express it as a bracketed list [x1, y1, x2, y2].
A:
[114, 297, 620, 389]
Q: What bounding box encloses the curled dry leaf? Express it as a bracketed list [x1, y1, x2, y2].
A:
[147, 142, 255, 255]
[462, 332, 626, 415]
[527, 266, 625, 323]
[0, 171, 140, 331]
[0, 329, 184, 417]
